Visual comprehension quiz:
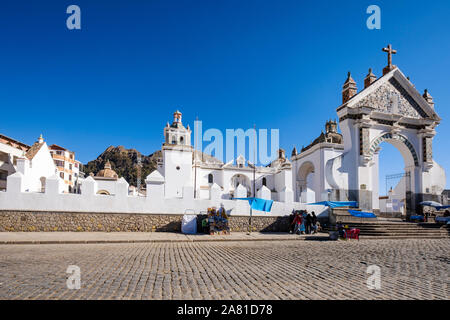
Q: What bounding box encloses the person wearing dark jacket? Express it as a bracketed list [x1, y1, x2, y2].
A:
[305, 213, 312, 234]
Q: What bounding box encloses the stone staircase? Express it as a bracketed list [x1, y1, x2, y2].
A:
[341, 222, 450, 240]
[329, 207, 376, 224]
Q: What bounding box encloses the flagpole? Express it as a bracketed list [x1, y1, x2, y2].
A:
[248, 124, 256, 235]
[194, 116, 198, 199]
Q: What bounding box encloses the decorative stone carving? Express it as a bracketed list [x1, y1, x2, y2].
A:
[423, 137, 432, 163]
[359, 128, 370, 156]
[354, 78, 427, 119]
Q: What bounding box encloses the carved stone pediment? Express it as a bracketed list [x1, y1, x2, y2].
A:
[353, 78, 428, 120]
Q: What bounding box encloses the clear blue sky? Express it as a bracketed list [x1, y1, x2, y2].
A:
[1, 0, 449, 193]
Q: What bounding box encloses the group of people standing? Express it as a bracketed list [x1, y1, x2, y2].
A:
[290, 210, 319, 235]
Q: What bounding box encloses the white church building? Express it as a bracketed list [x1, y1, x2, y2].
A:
[154, 110, 294, 203]
[6, 135, 61, 194]
[0, 45, 447, 219]
[151, 46, 446, 218]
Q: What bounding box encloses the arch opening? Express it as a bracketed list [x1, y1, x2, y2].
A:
[230, 174, 251, 197]
[369, 133, 419, 167]
[97, 190, 111, 196]
[296, 161, 315, 203]
[374, 139, 414, 218]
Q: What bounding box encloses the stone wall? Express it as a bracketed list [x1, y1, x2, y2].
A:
[0, 210, 291, 233]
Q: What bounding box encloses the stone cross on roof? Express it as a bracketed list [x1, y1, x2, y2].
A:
[382, 44, 397, 73]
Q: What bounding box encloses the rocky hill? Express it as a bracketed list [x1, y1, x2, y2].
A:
[82, 146, 223, 187]
[82, 146, 161, 187]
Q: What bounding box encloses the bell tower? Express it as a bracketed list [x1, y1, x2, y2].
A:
[162, 110, 193, 198]
[164, 110, 191, 146]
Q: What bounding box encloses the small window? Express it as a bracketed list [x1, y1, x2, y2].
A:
[172, 137, 177, 144]
[208, 173, 213, 184]
[69, 175, 72, 181]
[60, 172, 64, 179]
[180, 136, 184, 145]
[55, 160, 64, 168]
[0, 170, 8, 181]
[262, 177, 267, 186]
[69, 164, 72, 170]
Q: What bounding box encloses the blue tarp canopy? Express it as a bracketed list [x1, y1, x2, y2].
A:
[348, 210, 376, 218]
[233, 197, 274, 212]
[306, 201, 358, 208]
[419, 201, 450, 211]
[419, 201, 442, 207]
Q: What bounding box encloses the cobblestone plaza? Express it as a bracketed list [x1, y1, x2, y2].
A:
[0, 239, 448, 300]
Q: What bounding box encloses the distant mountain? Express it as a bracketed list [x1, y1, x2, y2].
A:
[82, 146, 161, 187]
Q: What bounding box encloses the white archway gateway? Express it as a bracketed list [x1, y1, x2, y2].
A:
[291, 46, 447, 219]
[329, 51, 446, 218]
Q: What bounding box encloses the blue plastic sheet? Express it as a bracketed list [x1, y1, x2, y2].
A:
[306, 201, 358, 208]
[419, 202, 450, 210]
[435, 216, 450, 223]
[348, 210, 376, 218]
[419, 201, 442, 208]
[233, 197, 274, 212]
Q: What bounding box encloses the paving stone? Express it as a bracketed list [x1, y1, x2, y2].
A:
[0, 239, 448, 299]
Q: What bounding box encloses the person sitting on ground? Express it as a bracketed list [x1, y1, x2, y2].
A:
[337, 222, 345, 238]
[316, 221, 322, 233]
